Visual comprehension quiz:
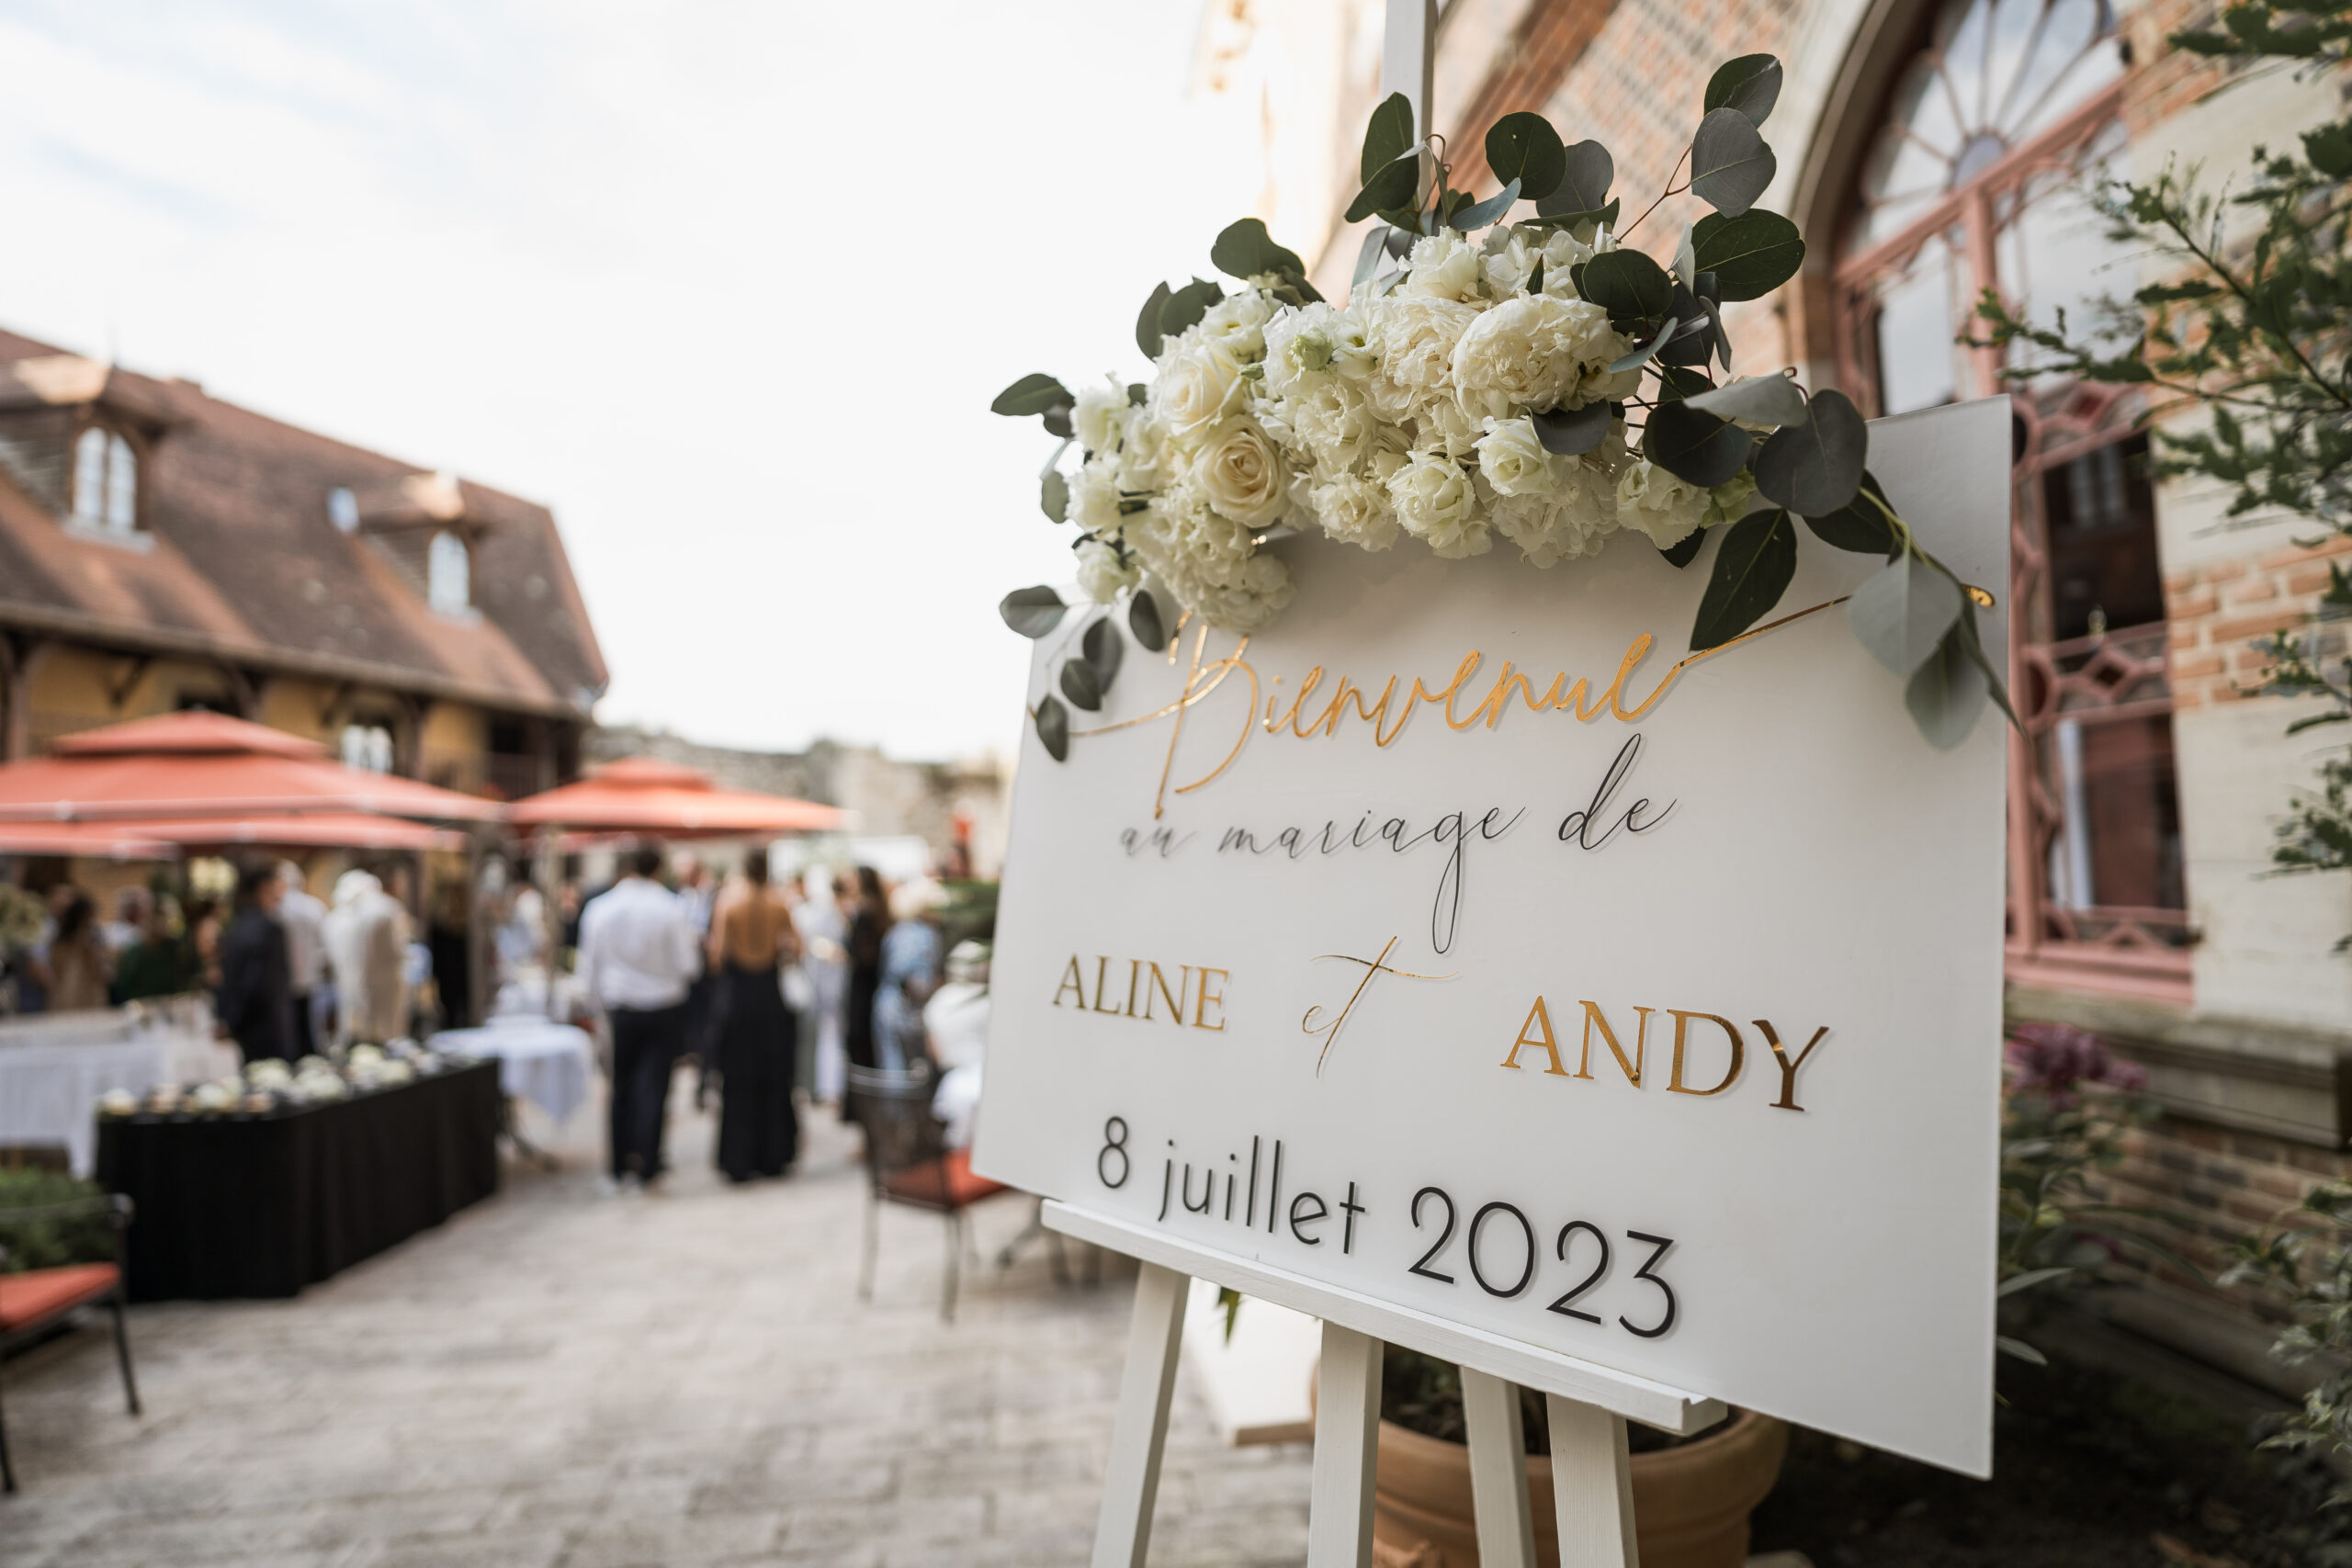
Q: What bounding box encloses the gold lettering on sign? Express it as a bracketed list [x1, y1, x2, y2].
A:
[1756, 1020, 1832, 1111]
[1504, 997, 1836, 1111]
[1577, 999, 1653, 1087]
[1049, 953, 1227, 1032]
[1666, 1010, 1745, 1096]
[1052, 956, 1087, 1010]
[1193, 968, 1229, 1032]
[1499, 997, 1570, 1076]
[1302, 937, 1454, 1073]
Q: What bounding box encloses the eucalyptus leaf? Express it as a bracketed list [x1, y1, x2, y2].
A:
[1035, 694, 1070, 761]
[1580, 248, 1673, 327]
[1848, 551, 1963, 678]
[1690, 508, 1796, 651]
[1127, 382, 1147, 405]
[1082, 615, 1125, 687]
[1532, 400, 1612, 456]
[1690, 210, 1805, 300]
[1361, 91, 1415, 182]
[1159, 277, 1225, 342]
[1689, 107, 1778, 217]
[1128, 587, 1167, 652]
[1538, 140, 1613, 218]
[1039, 469, 1069, 523]
[1485, 112, 1566, 199]
[991, 373, 1073, 417]
[1702, 297, 1731, 371]
[1644, 401, 1753, 487]
[1954, 604, 2024, 733]
[1136, 282, 1173, 359]
[1672, 225, 1696, 291]
[1385, 224, 1416, 258]
[1526, 257, 1544, 297]
[1451, 177, 1521, 231]
[1703, 54, 1783, 126]
[1060, 657, 1103, 713]
[1609, 317, 1678, 374]
[1353, 226, 1390, 293]
[1041, 404, 1074, 439]
[1995, 1336, 2048, 1366]
[1997, 1265, 2075, 1298]
[1000, 586, 1067, 639]
[1659, 526, 1708, 568]
[1753, 389, 1866, 514]
[1212, 217, 1307, 284]
[1348, 153, 1422, 224]
[1684, 373, 1809, 426]
[1905, 622, 1990, 750]
[1801, 470, 1899, 554]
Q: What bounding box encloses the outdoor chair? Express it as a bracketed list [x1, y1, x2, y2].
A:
[847, 1065, 1011, 1323]
[0, 1193, 140, 1493]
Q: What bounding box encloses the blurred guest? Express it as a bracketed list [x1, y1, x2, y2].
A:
[326, 868, 412, 1045]
[873, 878, 944, 1071]
[45, 890, 111, 1011]
[217, 862, 293, 1062]
[114, 896, 194, 1003]
[578, 842, 700, 1191]
[425, 877, 472, 1031]
[277, 862, 328, 1055]
[101, 886, 150, 957]
[842, 866, 887, 1076]
[673, 852, 718, 1106]
[13, 883, 78, 1013]
[926, 941, 990, 1149]
[797, 868, 848, 1104]
[184, 896, 225, 992]
[708, 849, 802, 1182]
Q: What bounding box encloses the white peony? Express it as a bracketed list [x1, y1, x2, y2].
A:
[1478, 224, 1600, 299]
[1263, 302, 1379, 396]
[1491, 431, 1624, 567]
[1076, 538, 1140, 604]
[1451, 294, 1628, 417]
[1402, 231, 1486, 301]
[1281, 378, 1380, 479]
[1116, 412, 1174, 492]
[1616, 459, 1711, 548]
[1190, 418, 1289, 528]
[1073, 385, 1131, 454]
[1131, 490, 1295, 632]
[1473, 416, 1564, 498]
[1387, 449, 1488, 558]
[1311, 474, 1400, 552]
[1366, 296, 1481, 422]
[1150, 340, 1248, 442]
[1068, 457, 1125, 536]
[1412, 393, 1486, 459]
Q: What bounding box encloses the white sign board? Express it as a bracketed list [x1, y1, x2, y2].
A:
[975, 399, 2009, 1476]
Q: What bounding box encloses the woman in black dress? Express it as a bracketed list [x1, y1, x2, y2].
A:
[842, 865, 887, 1069]
[709, 850, 803, 1181]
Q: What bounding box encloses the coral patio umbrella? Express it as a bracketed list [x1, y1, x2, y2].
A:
[505, 758, 845, 838]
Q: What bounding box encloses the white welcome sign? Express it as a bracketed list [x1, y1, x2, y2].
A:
[975, 398, 2009, 1476]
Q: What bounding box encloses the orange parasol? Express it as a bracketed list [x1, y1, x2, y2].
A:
[506, 757, 845, 837]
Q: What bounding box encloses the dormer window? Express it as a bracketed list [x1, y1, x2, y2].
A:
[427, 529, 471, 615]
[73, 425, 137, 534]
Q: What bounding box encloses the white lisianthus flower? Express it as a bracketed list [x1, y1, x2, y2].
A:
[1263, 302, 1342, 397]
[1116, 412, 1174, 492]
[1198, 289, 1279, 364]
[1452, 294, 1628, 414]
[1478, 224, 1599, 299]
[1283, 378, 1379, 479]
[1412, 393, 1486, 459]
[1130, 490, 1295, 633]
[1474, 417, 1565, 498]
[1367, 296, 1481, 422]
[1387, 449, 1488, 558]
[1402, 232, 1487, 301]
[1190, 418, 1289, 528]
[1150, 340, 1248, 442]
[1075, 538, 1140, 604]
[1067, 457, 1125, 536]
[1073, 385, 1131, 455]
[1702, 470, 1758, 529]
[1615, 458, 1711, 548]
[1311, 474, 1400, 552]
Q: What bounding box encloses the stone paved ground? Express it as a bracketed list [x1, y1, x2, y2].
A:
[0, 1087, 1314, 1568]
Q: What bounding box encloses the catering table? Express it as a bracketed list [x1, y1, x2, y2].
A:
[96, 1060, 501, 1302]
[428, 1016, 596, 1126]
[0, 1010, 239, 1177]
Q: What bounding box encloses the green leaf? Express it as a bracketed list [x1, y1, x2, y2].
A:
[1485, 112, 1566, 199]
[991, 373, 1073, 417]
[1040, 469, 1069, 523]
[1644, 401, 1752, 487]
[1352, 226, 1390, 293]
[1998, 1265, 2075, 1298]
[1212, 218, 1307, 283]
[1060, 657, 1103, 712]
[1905, 622, 1990, 749]
[1349, 153, 1422, 224]
[1801, 471, 1898, 555]
[1082, 615, 1125, 688]
[1753, 389, 1866, 514]
[1659, 527, 1707, 568]
[1690, 211, 1805, 300]
[1580, 248, 1673, 327]
[1159, 277, 1225, 343]
[1129, 587, 1167, 652]
[1953, 604, 2023, 733]
[1532, 198, 1620, 233]
[1995, 1336, 2048, 1366]
[1672, 225, 1696, 291]
[2306, 118, 2352, 177]
[1035, 694, 1069, 761]
[1610, 317, 1679, 374]
[1361, 92, 1415, 182]
[1042, 404, 1073, 439]
[1848, 551, 1963, 678]
[1136, 283, 1173, 359]
[1684, 372, 1807, 426]
[1532, 400, 1613, 457]
[1538, 141, 1613, 218]
[1689, 107, 1777, 217]
[1690, 508, 1795, 650]
[1703, 55, 1783, 126]
[1526, 256, 1544, 297]
[1001, 586, 1068, 638]
[1451, 177, 1522, 231]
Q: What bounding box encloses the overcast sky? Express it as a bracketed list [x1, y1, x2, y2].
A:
[0, 0, 1261, 761]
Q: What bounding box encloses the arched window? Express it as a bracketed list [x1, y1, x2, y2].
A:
[1833, 0, 2188, 998]
[72, 425, 138, 534]
[427, 530, 470, 615]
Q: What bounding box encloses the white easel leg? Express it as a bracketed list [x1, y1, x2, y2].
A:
[1544, 1393, 1639, 1568]
[1306, 1322, 1383, 1568]
[1462, 1368, 1536, 1568]
[1091, 1262, 1190, 1568]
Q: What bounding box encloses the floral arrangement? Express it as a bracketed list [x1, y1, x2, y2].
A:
[995, 52, 2017, 759]
[98, 1043, 453, 1120]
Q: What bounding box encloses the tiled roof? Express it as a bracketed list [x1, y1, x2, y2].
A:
[0, 327, 606, 717]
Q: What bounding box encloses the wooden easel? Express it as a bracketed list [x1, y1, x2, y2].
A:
[1048, 1203, 1724, 1568]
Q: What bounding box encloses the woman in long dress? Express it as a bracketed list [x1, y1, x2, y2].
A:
[709, 850, 802, 1182]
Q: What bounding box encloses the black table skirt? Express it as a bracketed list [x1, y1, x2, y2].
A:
[96, 1061, 503, 1302]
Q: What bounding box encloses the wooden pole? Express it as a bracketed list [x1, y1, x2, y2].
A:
[1463, 1368, 1537, 1568]
[1091, 1261, 1189, 1568]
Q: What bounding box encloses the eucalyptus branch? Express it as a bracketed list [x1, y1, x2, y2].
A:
[1618, 148, 1691, 242]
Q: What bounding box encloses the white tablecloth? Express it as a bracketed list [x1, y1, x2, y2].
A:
[0, 1013, 240, 1177]
[429, 1018, 596, 1125]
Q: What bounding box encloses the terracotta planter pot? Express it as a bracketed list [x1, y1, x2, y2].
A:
[1369, 1408, 1788, 1568]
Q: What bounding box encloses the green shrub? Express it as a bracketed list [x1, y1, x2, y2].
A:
[0, 1167, 113, 1272]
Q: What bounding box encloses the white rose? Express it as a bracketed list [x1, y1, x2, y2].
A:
[1150, 341, 1247, 442]
[1311, 475, 1400, 552]
[1403, 232, 1485, 301]
[1068, 457, 1125, 536]
[1116, 412, 1173, 492]
[1474, 417, 1564, 498]
[1387, 449, 1488, 558]
[1615, 458, 1710, 548]
[1190, 418, 1289, 528]
[1198, 289, 1278, 363]
[1367, 296, 1480, 421]
[1451, 294, 1627, 413]
[1073, 385, 1131, 454]
[1075, 539, 1140, 604]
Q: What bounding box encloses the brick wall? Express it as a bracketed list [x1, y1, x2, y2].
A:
[2163, 533, 2352, 714]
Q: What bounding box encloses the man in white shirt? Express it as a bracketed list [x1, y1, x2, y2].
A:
[275, 862, 329, 1058]
[577, 842, 702, 1190]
